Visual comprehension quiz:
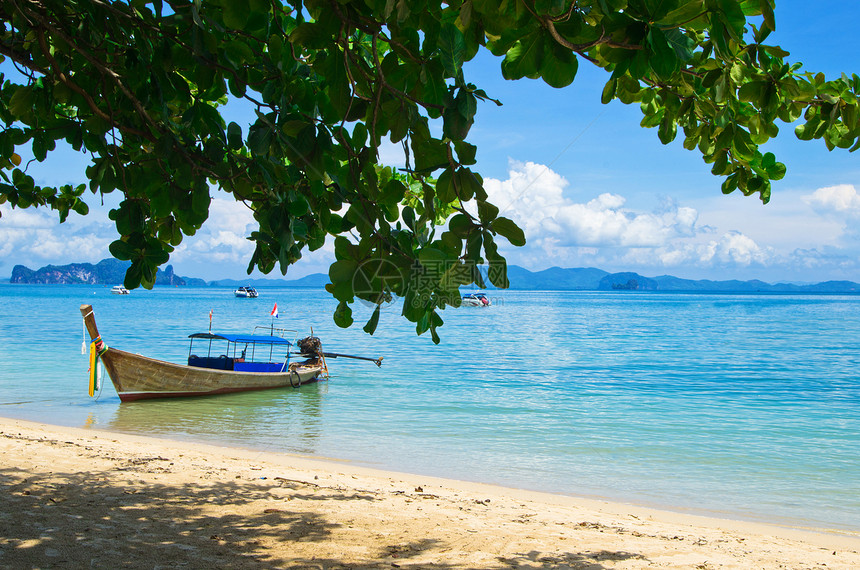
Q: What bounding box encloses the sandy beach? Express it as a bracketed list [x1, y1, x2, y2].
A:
[1, 417, 858, 569]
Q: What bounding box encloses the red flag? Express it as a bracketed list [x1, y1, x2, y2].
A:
[271, 303, 278, 318]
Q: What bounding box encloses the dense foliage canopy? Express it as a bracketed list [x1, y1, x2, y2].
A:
[0, 0, 858, 340]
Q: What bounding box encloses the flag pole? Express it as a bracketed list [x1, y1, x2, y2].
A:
[270, 303, 278, 334]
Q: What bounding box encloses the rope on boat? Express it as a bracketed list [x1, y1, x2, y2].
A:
[81, 313, 89, 355]
[93, 361, 106, 401]
[320, 351, 329, 381]
[289, 369, 301, 388]
[87, 336, 109, 398]
[80, 308, 108, 401]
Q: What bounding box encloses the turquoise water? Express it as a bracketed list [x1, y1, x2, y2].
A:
[1, 284, 858, 532]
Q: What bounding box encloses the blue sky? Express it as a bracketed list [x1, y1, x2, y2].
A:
[1, 1, 858, 283]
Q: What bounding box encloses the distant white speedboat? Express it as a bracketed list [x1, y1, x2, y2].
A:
[461, 292, 490, 307]
[234, 286, 259, 298]
[110, 285, 130, 295]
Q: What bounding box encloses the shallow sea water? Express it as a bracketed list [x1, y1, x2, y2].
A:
[1, 284, 858, 532]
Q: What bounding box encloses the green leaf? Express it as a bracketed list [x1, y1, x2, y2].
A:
[658, 116, 677, 144]
[418, 247, 447, 266]
[761, 0, 775, 31]
[490, 216, 526, 246]
[439, 231, 462, 256]
[221, 0, 250, 29]
[732, 128, 756, 161]
[247, 123, 273, 155]
[767, 161, 786, 180]
[456, 90, 478, 121]
[381, 179, 408, 203]
[453, 167, 485, 201]
[647, 27, 678, 78]
[664, 28, 694, 61]
[363, 305, 381, 335]
[448, 213, 473, 238]
[422, 67, 448, 109]
[8, 87, 34, 119]
[718, 0, 747, 40]
[762, 45, 789, 58]
[601, 79, 617, 104]
[436, 168, 455, 203]
[709, 17, 730, 58]
[109, 239, 135, 261]
[322, 49, 351, 117]
[334, 301, 354, 328]
[191, 183, 210, 218]
[412, 137, 449, 172]
[501, 31, 544, 81]
[227, 122, 243, 150]
[454, 140, 477, 165]
[541, 40, 578, 88]
[289, 22, 332, 50]
[738, 80, 767, 105]
[443, 106, 473, 141]
[329, 259, 358, 283]
[439, 23, 466, 78]
[477, 200, 499, 224]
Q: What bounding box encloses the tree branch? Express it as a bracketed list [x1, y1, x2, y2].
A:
[32, 28, 153, 141]
[19, 4, 164, 140]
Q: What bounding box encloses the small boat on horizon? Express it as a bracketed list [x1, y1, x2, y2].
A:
[234, 286, 259, 298]
[110, 285, 130, 295]
[80, 304, 382, 402]
[461, 292, 491, 307]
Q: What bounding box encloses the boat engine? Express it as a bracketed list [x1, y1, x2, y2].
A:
[297, 336, 322, 356]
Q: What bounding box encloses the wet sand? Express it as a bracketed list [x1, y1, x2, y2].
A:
[1, 417, 858, 569]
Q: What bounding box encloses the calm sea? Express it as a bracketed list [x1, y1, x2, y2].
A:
[1, 284, 858, 532]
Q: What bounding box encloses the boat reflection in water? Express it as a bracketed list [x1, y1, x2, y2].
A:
[104, 383, 327, 456]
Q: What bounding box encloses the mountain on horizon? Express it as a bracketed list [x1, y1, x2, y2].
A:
[10, 259, 191, 286]
[7, 259, 860, 294]
[208, 274, 329, 288]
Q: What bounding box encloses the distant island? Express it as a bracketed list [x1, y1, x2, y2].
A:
[6, 258, 860, 293]
[505, 267, 860, 293]
[8, 259, 199, 287]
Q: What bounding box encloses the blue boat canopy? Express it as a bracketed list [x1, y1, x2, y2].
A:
[188, 333, 293, 346]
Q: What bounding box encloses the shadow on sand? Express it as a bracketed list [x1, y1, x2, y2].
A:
[0, 461, 644, 569]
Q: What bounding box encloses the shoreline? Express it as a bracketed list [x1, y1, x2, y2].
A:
[3, 408, 854, 536]
[1, 416, 858, 568]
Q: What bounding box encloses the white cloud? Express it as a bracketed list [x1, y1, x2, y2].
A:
[208, 197, 256, 234]
[29, 230, 111, 260]
[612, 233, 772, 270]
[170, 196, 337, 279]
[173, 198, 256, 265]
[804, 184, 860, 215]
[707, 231, 771, 265]
[481, 161, 704, 250]
[0, 204, 57, 229]
[4, 170, 859, 284]
[0, 203, 113, 268]
[477, 161, 783, 276]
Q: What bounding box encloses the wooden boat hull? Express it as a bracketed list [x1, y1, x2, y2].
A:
[99, 348, 323, 402]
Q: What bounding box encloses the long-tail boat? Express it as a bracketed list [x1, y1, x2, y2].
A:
[80, 304, 327, 402]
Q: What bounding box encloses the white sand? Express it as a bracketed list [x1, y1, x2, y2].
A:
[1, 417, 858, 568]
